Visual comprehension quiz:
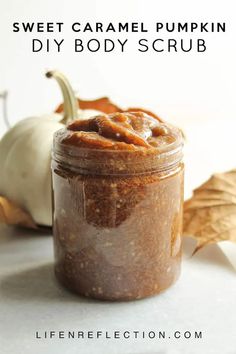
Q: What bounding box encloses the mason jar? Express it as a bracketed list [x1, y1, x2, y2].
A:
[52, 112, 184, 301]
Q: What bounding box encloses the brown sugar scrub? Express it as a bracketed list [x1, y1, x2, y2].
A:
[52, 112, 184, 300]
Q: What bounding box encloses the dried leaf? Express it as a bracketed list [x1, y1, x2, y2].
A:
[192, 189, 236, 203]
[55, 97, 162, 121]
[195, 173, 236, 195]
[184, 169, 236, 253]
[56, 97, 122, 115]
[0, 196, 37, 229]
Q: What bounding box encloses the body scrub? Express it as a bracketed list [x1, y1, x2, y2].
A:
[52, 112, 184, 300]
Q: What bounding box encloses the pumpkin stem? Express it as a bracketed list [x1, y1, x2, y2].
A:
[46, 70, 78, 124]
[0, 91, 10, 129]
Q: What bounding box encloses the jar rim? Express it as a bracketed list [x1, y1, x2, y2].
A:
[52, 126, 184, 176]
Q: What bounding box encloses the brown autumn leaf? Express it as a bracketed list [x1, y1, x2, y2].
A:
[55, 97, 162, 121]
[56, 97, 121, 115]
[183, 169, 236, 254]
[0, 196, 37, 229]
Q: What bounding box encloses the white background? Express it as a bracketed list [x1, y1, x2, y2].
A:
[0, 0, 236, 132]
[1, 1, 236, 354]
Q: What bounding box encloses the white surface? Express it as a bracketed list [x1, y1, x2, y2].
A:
[1, 1, 236, 353]
[0, 226, 235, 354]
[0, 117, 236, 354]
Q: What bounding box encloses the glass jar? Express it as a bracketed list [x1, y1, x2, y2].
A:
[52, 113, 184, 301]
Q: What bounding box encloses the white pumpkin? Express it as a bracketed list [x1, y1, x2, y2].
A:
[0, 71, 101, 226]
